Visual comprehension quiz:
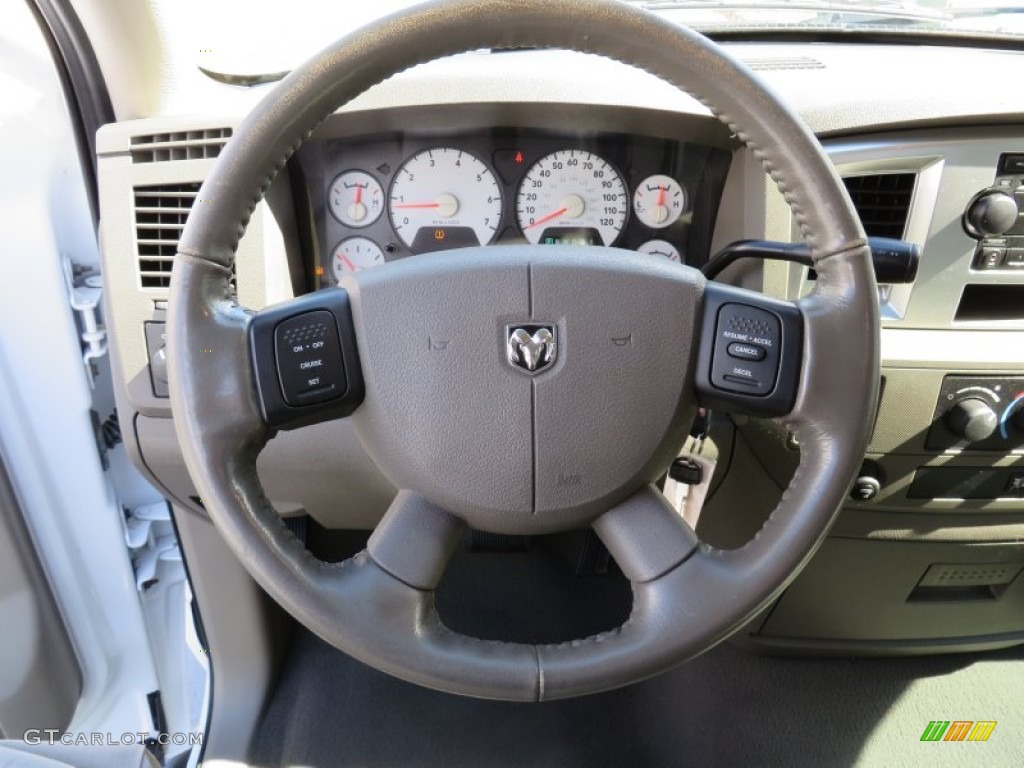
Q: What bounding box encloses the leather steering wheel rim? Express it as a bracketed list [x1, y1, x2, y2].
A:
[168, 0, 879, 701]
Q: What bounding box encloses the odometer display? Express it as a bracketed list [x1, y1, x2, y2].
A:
[516, 150, 628, 246]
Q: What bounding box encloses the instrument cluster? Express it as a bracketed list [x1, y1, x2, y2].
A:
[296, 128, 730, 287]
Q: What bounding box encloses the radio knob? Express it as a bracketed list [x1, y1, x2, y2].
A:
[946, 398, 998, 443]
[965, 191, 1019, 238]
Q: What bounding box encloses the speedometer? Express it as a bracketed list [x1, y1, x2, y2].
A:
[388, 148, 501, 252]
[516, 150, 628, 246]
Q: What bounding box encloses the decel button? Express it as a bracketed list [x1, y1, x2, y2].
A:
[273, 310, 347, 407]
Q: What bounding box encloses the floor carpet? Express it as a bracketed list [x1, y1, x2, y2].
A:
[250, 538, 1024, 768]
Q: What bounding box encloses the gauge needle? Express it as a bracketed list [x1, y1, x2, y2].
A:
[525, 207, 568, 229]
[340, 255, 356, 271]
[393, 193, 459, 218]
[656, 186, 666, 206]
[347, 184, 369, 223]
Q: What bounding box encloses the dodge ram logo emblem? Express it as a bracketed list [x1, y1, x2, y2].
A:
[506, 325, 557, 374]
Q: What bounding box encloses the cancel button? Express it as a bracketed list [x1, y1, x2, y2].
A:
[727, 342, 766, 362]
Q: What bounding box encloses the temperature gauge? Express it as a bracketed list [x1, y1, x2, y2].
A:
[329, 171, 384, 228]
[633, 175, 685, 229]
[332, 237, 385, 280]
[637, 239, 681, 263]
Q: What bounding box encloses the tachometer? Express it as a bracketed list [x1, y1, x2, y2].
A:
[388, 148, 501, 252]
[516, 150, 628, 246]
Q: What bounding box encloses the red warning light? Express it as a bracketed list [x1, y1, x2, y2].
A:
[515, 151, 523, 164]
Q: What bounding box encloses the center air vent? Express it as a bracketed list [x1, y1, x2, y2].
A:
[135, 183, 200, 288]
[843, 173, 916, 240]
[130, 128, 231, 163]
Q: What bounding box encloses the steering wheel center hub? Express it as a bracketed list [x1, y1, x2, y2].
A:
[346, 246, 703, 533]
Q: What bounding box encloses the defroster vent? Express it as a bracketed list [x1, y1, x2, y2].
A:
[842, 173, 916, 240]
[130, 128, 232, 163]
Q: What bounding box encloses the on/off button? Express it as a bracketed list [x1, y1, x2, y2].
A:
[727, 342, 766, 362]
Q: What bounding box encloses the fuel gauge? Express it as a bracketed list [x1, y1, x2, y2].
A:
[332, 237, 385, 280]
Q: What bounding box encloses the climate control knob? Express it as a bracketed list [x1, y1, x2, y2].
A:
[946, 398, 998, 443]
[964, 191, 1019, 238]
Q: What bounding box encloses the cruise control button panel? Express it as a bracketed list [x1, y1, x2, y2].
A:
[249, 289, 364, 429]
[711, 304, 781, 395]
[274, 311, 345, 406]
[695, 283, 803, 417]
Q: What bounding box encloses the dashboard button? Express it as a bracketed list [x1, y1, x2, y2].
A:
[1007, 472, 1024, 497]
[977, 246, 1005, 269]
[850, 475, 881, 502]
[1005, 248, 1024, 267]
[726, 342, 766, 362]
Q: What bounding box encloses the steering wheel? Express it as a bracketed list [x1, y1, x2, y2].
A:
[168, 0, 878, 701]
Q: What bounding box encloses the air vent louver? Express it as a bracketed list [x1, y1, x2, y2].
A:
[135, 183, 199, 288]
[843, 173, 916, 240]
[130, 128, 232, 163]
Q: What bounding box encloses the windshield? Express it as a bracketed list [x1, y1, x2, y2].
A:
[629, 1, 1024, 36]
[168, 0, 1024, 78]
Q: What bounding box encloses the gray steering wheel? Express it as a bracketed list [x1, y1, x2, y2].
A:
[168, 0, 879, 701]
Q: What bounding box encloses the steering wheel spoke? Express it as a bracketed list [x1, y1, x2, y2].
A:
[367, 491, 465, 590]
[592, 486, 698, 583]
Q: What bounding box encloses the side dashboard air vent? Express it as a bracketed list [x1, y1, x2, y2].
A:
[135, 183, 199, 288]
[130, 128, 232, 163]
[842, 173, 916, 240]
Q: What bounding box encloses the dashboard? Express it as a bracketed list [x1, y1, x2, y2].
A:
[293, 127, 730, 289]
